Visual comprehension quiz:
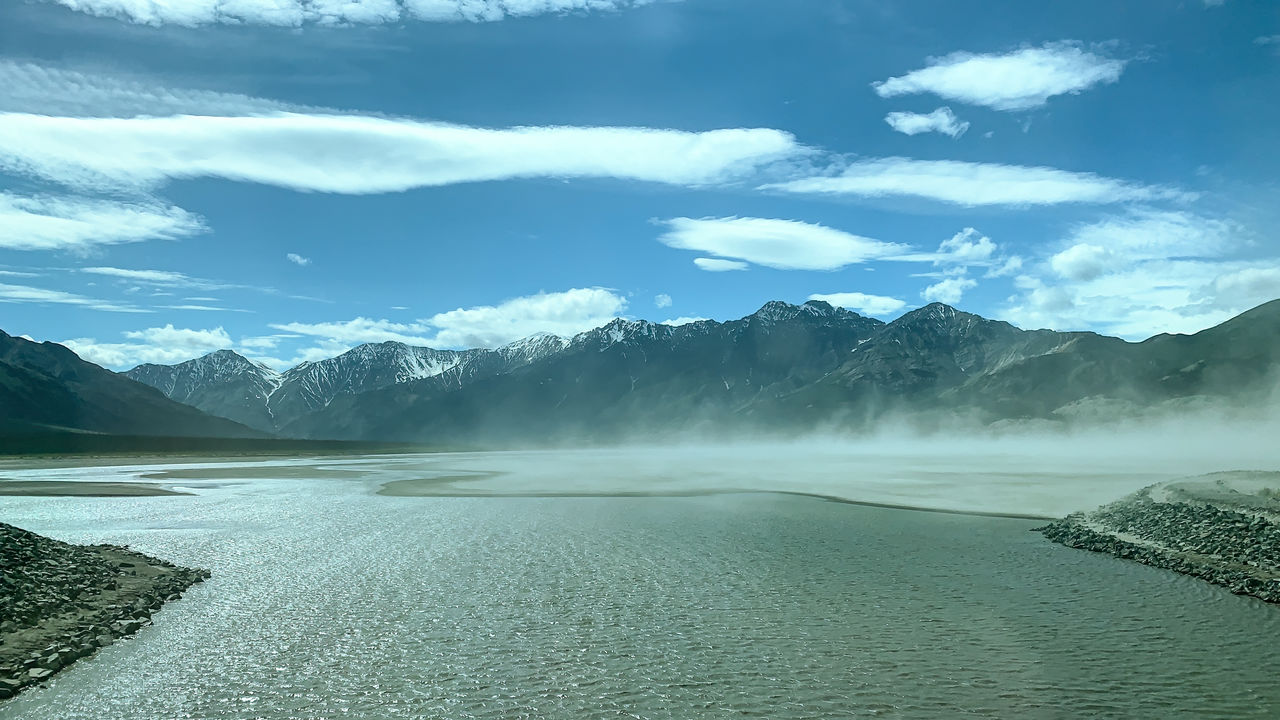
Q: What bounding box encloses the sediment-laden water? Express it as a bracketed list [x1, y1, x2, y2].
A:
[1, 451, 1278, 719]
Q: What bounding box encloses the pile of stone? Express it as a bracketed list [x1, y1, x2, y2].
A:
[1038, 477, 1280, 604]
[0, 523, 209, 700]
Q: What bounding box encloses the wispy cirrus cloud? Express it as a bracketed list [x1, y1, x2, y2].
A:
[0, 281, 149, 313]
[0, 192, 205, 251]
[883, 107, 969, 138]
[0, 113, 801, 194]
[80, 266, 233, 291]
[0, 60, 300, 118]
[873, 42, 1127, 111]
[763, 158, 1185, 207]
[658, 217, 909, 272]
[42, 0, 664, 26]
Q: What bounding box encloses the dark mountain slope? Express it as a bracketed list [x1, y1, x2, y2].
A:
[0, 331, 262, 438]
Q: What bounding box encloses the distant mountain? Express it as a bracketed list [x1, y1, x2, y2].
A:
[128, 350, 282, 432]
[126, 334, 570, 433]
[123, 299, 1280, 445]
[0, 331, 261, 439]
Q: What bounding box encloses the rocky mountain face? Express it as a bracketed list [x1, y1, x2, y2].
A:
[0, 331, 260, 438]
[128, 350, 282, 432]
[122, 299, 1280, 444]
[126, 334, 571, 434]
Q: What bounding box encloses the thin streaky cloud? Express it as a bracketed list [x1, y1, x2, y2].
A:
[0, 113, 801, 194]
[43, 0, 666, 27]
[0, 281, 150, 313]
[763, 158, 1187, 207]
[0, 192, 205, 251]
[0, 60, 301, 118]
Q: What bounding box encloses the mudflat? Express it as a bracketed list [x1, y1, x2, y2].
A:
[0, 481, 189, 497]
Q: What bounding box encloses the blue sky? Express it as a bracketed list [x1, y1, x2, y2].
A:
[1, 0, 1277, 370]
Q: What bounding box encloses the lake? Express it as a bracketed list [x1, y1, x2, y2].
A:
[1, 448, 1278, 718]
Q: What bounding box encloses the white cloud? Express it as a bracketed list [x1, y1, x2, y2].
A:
[1050, 243, 1112, 282]
[44, 0, 661, 26]
[872, 42, 1126, 111]
[0, 113, 799, 194]
[63, 324, 233, 368]
[269, 287, 629, 351]
[0, 281, 148, 313]
[1064, 208, 1234, 261]
[426, 287, 627, 348]
[883, 107, 969, 138]
[763, 158, 1182, 207]
[1004, 209, 1279, 338]
[693, 257, 748, 272]
[922, 275, 978, 305]
[1256, 35, 1280, 46]
[658, 216, 908, 271]
[80, 266, 231, 291]
[653, 293, 672, 309]
[0, 192, 205, 251]
[807, 292, 906, 316]
[932, 227, 996, 265]
[660, 316, 708, 326]
[0, 60, 299, 118]
[268, 317, 436, 346]
[287, 253, 311, 267]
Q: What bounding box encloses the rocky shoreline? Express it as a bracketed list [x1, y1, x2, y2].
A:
[0, 523, 209, 700]
[1037, 471, 1280, 604]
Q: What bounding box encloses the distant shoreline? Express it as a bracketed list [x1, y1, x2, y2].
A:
[376, 475, 1055, 520]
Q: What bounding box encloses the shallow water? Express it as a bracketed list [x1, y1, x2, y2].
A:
[2, 451, 1278, 719]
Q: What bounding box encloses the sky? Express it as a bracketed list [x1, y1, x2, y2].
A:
[1, 0, 1278, 371]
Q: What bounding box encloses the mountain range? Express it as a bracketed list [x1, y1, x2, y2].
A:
[110, 298, 1280, 444]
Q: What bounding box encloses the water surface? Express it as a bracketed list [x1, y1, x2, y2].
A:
[1, 451, 1277, 719]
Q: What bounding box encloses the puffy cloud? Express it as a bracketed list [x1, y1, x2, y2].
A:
[42, 0, 661, 26]
[653, 293, 672, 308]
[270, 287, 629, 351]
[286, 253, 311, 266]
[0, 113, 800, 195]
[1050, 243, 1111, 282]
[807, 292, 906, 316]
[1003, 209, 1280, 338]
[0, 192, 205, 251]
[1064, 208, 1234, 261]
[692, 258, 748, 272]
[921, 275, 978, 305]
[268, 317, 436, 346]
[872, 42, 1126, 111]
[763, 158, 1183, 207]
[0, 281, 148, 313]
[658, 216, 908, 271]
[426, 287, 627, 348]
[883, 107, 969, 138]
[63, 325, 233, 367]
[660, 316, 708, 326]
